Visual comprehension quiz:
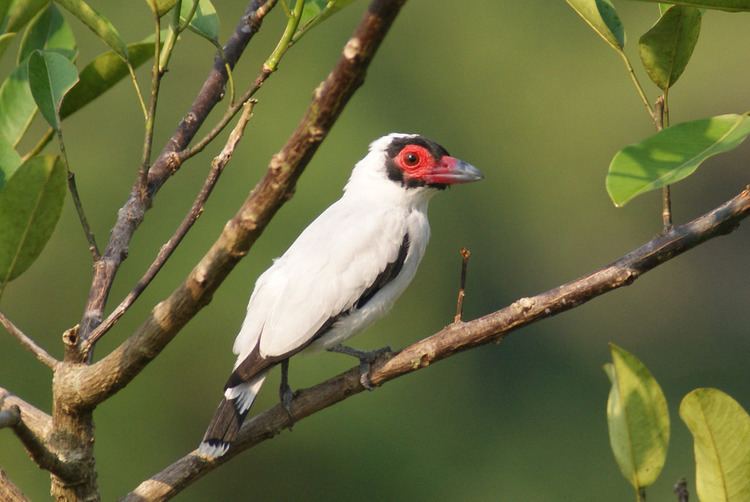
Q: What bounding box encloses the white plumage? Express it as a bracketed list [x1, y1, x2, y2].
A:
[200, 133, 482, 458]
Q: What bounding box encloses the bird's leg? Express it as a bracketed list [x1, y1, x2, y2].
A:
[327, 344, 392, 390]
[279, 359, 294, 423]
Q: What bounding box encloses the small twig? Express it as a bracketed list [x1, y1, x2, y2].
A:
[137, 15, 165, 197]
[453, 247, 471, 323]
[0, 311, 58, 369]
[74, 0, 279, 354]
[619, 52, 655, 124]
[84, 100, 257, 351]
[22, 128, 54, 163]
[673, 478, 689, 502]
[0, 468, 29, 502]
[264, 0, 304, 72]
[655, 96, 673, 231]
[57, 129, 100, 260]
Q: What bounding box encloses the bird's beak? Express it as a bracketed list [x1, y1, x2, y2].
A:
[423, 156, 484, 185]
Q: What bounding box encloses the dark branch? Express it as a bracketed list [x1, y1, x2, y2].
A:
[72, 0, 278, 361]
[0, 311, 58, 369]
[58, 0, 407, 410]
[84, 100, 258, 351]
[124, 185, 750, 500]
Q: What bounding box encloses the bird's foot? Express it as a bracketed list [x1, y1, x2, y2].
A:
[327, 344, 392, 391]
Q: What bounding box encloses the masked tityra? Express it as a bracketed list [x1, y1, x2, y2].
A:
[199, 133, 483, 458]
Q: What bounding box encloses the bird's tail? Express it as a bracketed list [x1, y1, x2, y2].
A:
[198, 372, 267, 458]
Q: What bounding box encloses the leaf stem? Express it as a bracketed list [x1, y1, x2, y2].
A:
[127, 63, 148, 120]
[619, 52, 655, 124]
[159, 0, 186, 73]
[264, 0, 304, 72]
[22, 128, 55, 163]
[655, 95, 673, 231]
[57, 129, 100, 260]
[138, 13, 165, 196]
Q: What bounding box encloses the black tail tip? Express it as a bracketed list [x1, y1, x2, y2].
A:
[198, 439, 230, 459]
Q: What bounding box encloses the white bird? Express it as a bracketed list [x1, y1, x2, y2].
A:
[199, 133, 483, 458]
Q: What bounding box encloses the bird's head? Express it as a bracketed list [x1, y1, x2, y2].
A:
[346, 134, 483, 200]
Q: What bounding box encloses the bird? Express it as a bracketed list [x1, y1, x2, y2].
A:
[198, 133, 483, 458]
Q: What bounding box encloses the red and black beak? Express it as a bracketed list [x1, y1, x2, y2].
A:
[422, 156, 484, 185]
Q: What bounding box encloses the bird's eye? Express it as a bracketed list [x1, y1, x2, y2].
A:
[404, 152, 419, 166]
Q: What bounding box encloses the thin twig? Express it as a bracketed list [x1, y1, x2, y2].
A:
[21, 128, 54, 163]
[137, 15, 165, 197]
[85, 100, 257, 351]
[57, 129, 100, 260]
[673, 478, 689, 502]
[0, 468, 29, 502]
[73, 0, 279, 359]
[655, 96, 673, 231]
[124, 185, 750, 501]
[0, 311, 58, 369]
[453, 247, 470, 323]
[619, 52, 655, 124]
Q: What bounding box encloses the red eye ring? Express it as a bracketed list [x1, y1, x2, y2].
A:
[398, 145, 430, 173]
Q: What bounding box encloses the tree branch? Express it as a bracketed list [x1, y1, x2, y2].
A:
[0, 469, 29, 502]
[0, 388, 70, 477]
[0, 311, 58, 369]
[56, 0, 407, 410]
[83, 100, 258, 352]
[72, 0, 278, 360]
[124, 185, 750, 500]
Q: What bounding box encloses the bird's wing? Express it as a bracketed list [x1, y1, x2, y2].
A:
[232, 200, 409, 361]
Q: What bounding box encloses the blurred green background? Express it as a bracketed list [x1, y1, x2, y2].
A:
[1, 1, 749, 500]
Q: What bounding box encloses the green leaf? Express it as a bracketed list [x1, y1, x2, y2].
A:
[180, 0, 219, 43]
[0, 155, 66, 284]
[658, 2, 671, 13]
[604, 344, 670, 493]
[148, 0, 179, 17]
[566, 0, 625, 51]
[60, 40, 156, 119]
[0, 32, 15, 61]
[607, 114, 750, 206]
[27, 49, 79, 130]
[54, 0, 128, 60]
[634, 0, 750, 12]
[638, 6, 701, 90]
[680, 388, 750, 502]
[0, 137, 22, 188]
[4, 0, 48, 33]
[18, 4, 78, 63]
[0, 63, 36, 147]
[297, 0, 355, 36]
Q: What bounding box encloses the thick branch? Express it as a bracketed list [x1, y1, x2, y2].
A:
[0, 388, 70, 477]
[125, 186, 750, 500]
[0, 469, 29, 502]
[73, 0, 277, 359]
[0, 311, 58, 369]
[58, 0, 407, 409]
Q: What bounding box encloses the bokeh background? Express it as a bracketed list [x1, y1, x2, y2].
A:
[1, 1, 749, 500]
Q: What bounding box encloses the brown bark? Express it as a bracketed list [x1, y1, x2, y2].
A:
[124, 186, 750, 501]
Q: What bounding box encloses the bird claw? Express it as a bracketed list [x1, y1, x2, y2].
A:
[328, 344, 392, 391]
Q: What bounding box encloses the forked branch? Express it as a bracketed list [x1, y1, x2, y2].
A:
[56, 0, 408, 410]
[125, 185, 750, 501]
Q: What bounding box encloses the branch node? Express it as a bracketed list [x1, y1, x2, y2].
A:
[62, 325, 79, 347]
